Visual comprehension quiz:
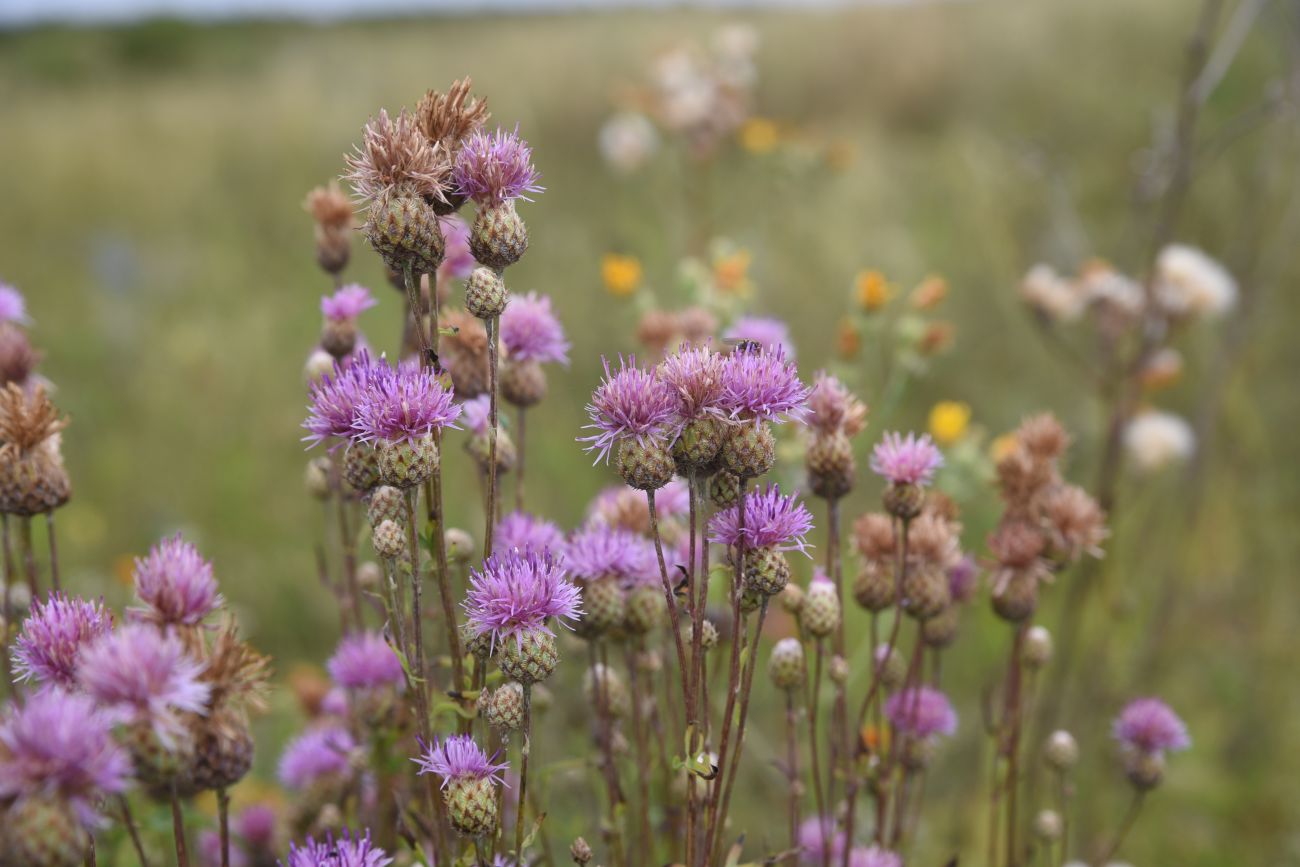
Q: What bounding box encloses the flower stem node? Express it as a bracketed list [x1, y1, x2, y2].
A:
[768, 637, 806, 692]
[502, 358, 547, 408]
[372, 519, 406, 560]
[377, 434, 439, 489]
[742, 545, 790, 597]
[366, 486, 406, 529]
[617, 438, 675, 492]
[366, 192, 446, 276]
[882, 482, 924, 521]
[480, 682, 527, 732]
[465, 265, 508, 320]
[853, 563, 894, 613]
[446, 776, 500, 837]
[342, 442, 380, 493]
[624, 585, 666, 634]
[2, 795, 88, 867]
[901, 566, 951, 621]
[672, 417, 724, 473]
[497, 627, 558, 684]
[470, 200, 529, 270]
[721, 422, 776, 480]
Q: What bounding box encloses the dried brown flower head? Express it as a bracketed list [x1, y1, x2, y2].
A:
[0, 384, 66, 456]
[677, 306, 719, 347]
[988, 521, 1045, 569]
[417, 78, 490, 153]
[343, 108, 451, 204]
[441, 308, 491, 398]
[304, 181, 355, 232]
[995, 445, 1055, 513]
[1042, 484, 1107, 561]
[807, 372, 868, 438]
[635, 309, 681, 358]
[907, 512, 959, 568]
[1017, 413, 1070, 462]
[852, 512, 895, 562]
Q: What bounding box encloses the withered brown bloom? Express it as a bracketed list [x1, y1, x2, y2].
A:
[343, 108, 451, 205]
[417, 77, 490, 155]
[440, 308, 492, 398]
[0, 384, 70, 516]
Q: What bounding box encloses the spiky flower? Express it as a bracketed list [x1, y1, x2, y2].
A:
[0, 688, 131, 827]
[708, 484, 814, 554]
[352, 361, 460, 444]
[129, 534, 223, 627]
[277, 725, 356, 791]
[718, 344, 809, 423]
[304, 182, 353, 231]
[500, 291, 569, 364]
[414, 734, 508, 789]
[303, 350, 391, 449]
[847, 847, 903, 867]
[496, 511, 564, 555]
[463, 549, 582, 650]
[0, 383, 71, 515]
[440, 214, 477, 280]
[806, 372, 867, 437]
[344, 108, 450, 204]
[658, 343, 728, 422]
[582, 356, 677, 463]
[321, 285, 377, 323]
[723, 315, 795, 358]
[417, 78, 491, 154]
[0, 283, 30, 325]
[564, 525, 656, 582]
[1113, 698, 1190, 755]
[326, 631, 404, 692]
[281, 829, 392, 867]
[885, 686, 958, 738]
[11, 593, 113, 687]
[453, 127, 543, 206]
[77, 623, 211, 744]
[870, 431, 943, 486]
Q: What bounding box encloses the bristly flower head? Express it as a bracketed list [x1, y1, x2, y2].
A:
[564, 525, 657, 583]
[417, 77, 490, 153]
[658, 343, 727, 422]
[0, 688, 131, 828]
[1113, 697, 1190, 755]
[724, 316, 795, 358]
[463, 548, 582, 648]
[807, 372, 867, 437]
[11, 593, 113, 687]
[414, 734, 508, 789]
[459, 394, 491, 437]
[718, 344, 810, 424]
[709, 484, 815, 554]
[0, 283, 30, 326]
[453, 126, 543, 206]
[277, 725, 356, 790]
[327, 631, 404, 692]
[847, 846, 903, 867]
[496, 511, 565, 555]
[581, 355, 678, 463]
[344, 108, 450, 204]
[870, 431, 943, 486]
[77, 623, 211, 742]
[353, 361, 460, 444]
[797, 815, 844, 865]
[130, 534, 223, 627]
[500, 292, 569, 365]
[439, 214, 476, 280]
[281, 829, 393, 867]
[304, 350, 392, 449]
[321, 285, 377, 323]
[885, 686, 958, 738]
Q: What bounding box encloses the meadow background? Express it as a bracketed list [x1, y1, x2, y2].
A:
[2, 0, 1298, 862]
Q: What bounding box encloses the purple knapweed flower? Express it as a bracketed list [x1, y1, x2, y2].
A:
[463, 549, 582, 649]
[0, 688, 132, 828]
[496, 511, 565, 555]
[304, 350, 392, 449]
[564, 525, 656, 583]
[326, 631, 404, 692]
[439, 215, 476, 281]
[321, 284, 377, 323]
[848, 846, 903, 867]
[281, 829, 392, 867]
[658, 344, 727, 422]
[130, 534, 223, 627]
[459, 394, 491, 437]
[453, 127, 544, 206]
[77, 623, 211, 743]
[796, 815, 844, 865]
[200, 829, 250, 867]
[581, 355, 677, 463]
[724, 316, 795, 358]
[885, 685, 958, 738]
[501, 292, 569, 365]
[353, 361, 460, 444]
[947, 554, 979, 603]
[233, 803, 278, 850]
[708, 484, 815, 554]
[11, 593, 113, 687]
[1113, 698, 1190, 755]
[718, 344, 810, 424]
[0, 283, 30, 325]
[277, 725, 357, 790]
[414, 734, 508, 789]
[655, 477, 691, 518]
[870, 431, 944, 486]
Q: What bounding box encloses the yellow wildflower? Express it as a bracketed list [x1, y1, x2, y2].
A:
[601, 253, 643, 297]
[928, 401, 972, 446]
[854, 270, 893, 312]
[739, 117, 780, 154]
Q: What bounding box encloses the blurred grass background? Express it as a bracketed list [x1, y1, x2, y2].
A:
[2, 0, 1298, 863]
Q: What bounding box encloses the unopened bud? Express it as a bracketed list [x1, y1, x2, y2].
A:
[1033, 809, 1062, 841]
[828, 655, 849, 685]
[1023, 625, 1053, 669]
[445, 528, 475, 564]
[1044, 730, 1079, 771]
[304, 348, 336, 386]
[304, 458, 332, 500]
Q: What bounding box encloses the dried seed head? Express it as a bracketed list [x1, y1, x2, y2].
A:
[1023, 625, 1053, 669]
[853, 512, 896, 561]
[441, 309, 492, 399]
[0, 384, 70, 515]
[570, 837, 593, 865]
[344, 108, 451, 205]
[304, 457, 332, 500]
[1017, 413, 1070, 461]
[417, 78, 490, 157]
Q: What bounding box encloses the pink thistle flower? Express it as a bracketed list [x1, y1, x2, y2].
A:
[200, 830, 250, 867]
[414, 734, 508, 789]
[807, 372, 867, 437]
[708, 484, 815, 554]
[0, 688, 131, 828]
[564, 525, 656, 583]
[459, 394, 491, 436]
[654, 478, 691, 517]
[947, 554, 979, 603]
[353, 361, 460, 444]
[321, 285, 377, 323]
[453, 127, 543, 206]
[277, 725, 356, 790]
[463, 549, 582, 649]
[724, 315, 795, 358]
[11, 593, 113, 687]
[304, 350, 392, 449]
[658, 344, 728, 422]
[848, 847, 903, 867]
[77, 624, 211, 744]
[233, 803, 278, 850]
[282, 829, 392, 867]
[796, 816, 844, 865]
[870, 431, 944, 486]
[581, 355, 677, 463]
[500, 292, 569, 365]
[885, 685, 958, 738]
[326, 631, 404, 692]
[0, 283, 30, 326]
[438, 215, 476, 281]
[718, 344, 810, 424]
[496, 511, 565, 555]
[130, 534, 223, 627]
[1113, 698, 1190, 755]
